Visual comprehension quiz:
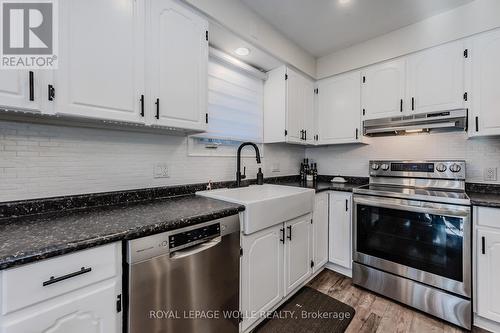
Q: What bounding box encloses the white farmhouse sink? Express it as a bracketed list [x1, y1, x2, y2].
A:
[197, 184, 315, 235]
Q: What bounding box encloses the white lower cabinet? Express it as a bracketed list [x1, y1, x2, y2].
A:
[328, 191, 352, 274]
[474, 206, 500, 331]
[1, 281, 120, 333]
[0, 243, 122, 333]
[312, 192, 329, 273]
[284, 215, 312, 294]
[241, 213, 312, 331]
[240, 224, 284, 332]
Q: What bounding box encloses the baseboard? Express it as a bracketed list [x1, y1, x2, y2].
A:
[325, 262, 352, 278]
[474, 314, 500, 332]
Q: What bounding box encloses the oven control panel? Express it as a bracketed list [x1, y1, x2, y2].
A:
[369, 160, 465, 179]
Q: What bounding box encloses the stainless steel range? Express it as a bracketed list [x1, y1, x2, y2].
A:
[352, 160, 471, 329]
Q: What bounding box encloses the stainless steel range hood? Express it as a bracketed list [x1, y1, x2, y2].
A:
[363, 109, 467, 136]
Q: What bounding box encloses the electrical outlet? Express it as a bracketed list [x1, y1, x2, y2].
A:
[154, 163, 170, 178]
[272, 163, 280, 173]
[484, 167, 497, 181]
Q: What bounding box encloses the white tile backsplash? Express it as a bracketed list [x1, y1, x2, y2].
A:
[306, 131, 500, 184]
[0, 121, 304, 202]
[4, 121, 500, 203]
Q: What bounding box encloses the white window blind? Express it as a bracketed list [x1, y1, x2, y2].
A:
[195, 58, 264, 143]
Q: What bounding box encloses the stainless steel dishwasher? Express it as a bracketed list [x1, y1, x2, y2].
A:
[127, 215, 240, 333]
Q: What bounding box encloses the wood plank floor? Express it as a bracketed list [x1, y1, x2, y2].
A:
[307, 269, 489, 333]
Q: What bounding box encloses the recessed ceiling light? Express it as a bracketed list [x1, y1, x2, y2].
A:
[234, 47, 250, 56]
[338, 0, 351, 5]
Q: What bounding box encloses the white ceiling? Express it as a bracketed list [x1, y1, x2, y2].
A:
[240, 0, 474, 57]
[209, 22, 282, 72]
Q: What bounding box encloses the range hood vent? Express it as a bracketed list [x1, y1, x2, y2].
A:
[363, 109, 467, 136]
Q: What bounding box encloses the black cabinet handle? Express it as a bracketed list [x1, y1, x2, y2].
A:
[411, 97, 415, 111]
[29, 71, 34, 101]
[287, 225, 292, 241]
[155, 98, 160, 119]
[475, 116, 479, 132]
[140, 95, 144, 117]
[400, 99, 403, 112]
[345, 199, 348, 211]
[280, 228, 285, 244]
[43, 267, 92, 287]
[304, 130, 307, 141]
[48, 85, 55, 101]
[355, 128, 359, 140]
[482, 236, 486, 254]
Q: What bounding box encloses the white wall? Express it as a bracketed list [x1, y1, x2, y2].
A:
[0, 121, 304, 202]
[306, 132, 500, 184]
[184, 0, 316, 78]
[317, 0, 500, 78]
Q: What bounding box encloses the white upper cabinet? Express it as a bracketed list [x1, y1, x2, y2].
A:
[406, 40, 465, 114]
[0, 71, 45, 112]
[286, 68, 315, 144]
[54, 0, 145, 123]
[361, 59, 406, 119]
[148, 0, 208, 131]
[469, 28, 500, 137]
[264, 66, 314, 145]
[316, 71, 362, 145]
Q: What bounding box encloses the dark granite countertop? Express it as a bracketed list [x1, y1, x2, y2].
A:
[466, 183, 500, 208]
[275, 180, 364, 193]
[0, 195, 244, 270]
[274, 175, 368, 193]
[468, 192, 500, 208]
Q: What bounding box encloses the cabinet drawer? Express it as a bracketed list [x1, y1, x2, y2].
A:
[1, 243, 121, 315]
[0, 280, 120, 333]
[475, 206, 500, 228]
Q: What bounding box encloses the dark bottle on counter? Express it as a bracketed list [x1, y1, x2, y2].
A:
[300, 163, 305, 181]
[257, 168, 264, 185]
[312, 163, 318, 182]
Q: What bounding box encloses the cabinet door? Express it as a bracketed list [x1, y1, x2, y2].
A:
[303, 79, 315, 145]
[329, 192, 352, 269]
[284, 214, 312, 295]
[407, 41, 465, 114]
[1, 281, 121, 333]
[241, 224, 284, 331]
[316, 72, 361, 145]
[149, 0, 208, 131]
[286, 68, 313, 145]
[54, 0, 145, 123]
[313, 192, 329, 273]
[361, 59, 406, 119]
[0, 70, 44, 112]
[477, 228, 500, 323]
[470, 29, 500, 136]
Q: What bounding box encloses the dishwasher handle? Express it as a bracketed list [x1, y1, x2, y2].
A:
[170, 236, 222, 260]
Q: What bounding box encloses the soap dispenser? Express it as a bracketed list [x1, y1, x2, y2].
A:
[257, 168, 264, 185]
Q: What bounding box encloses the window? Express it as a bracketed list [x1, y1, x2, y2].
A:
[189, 51, 264, 157]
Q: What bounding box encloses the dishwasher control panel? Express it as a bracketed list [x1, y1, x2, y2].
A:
[127, 215, 239, 264]
[169, 223, 220, 249]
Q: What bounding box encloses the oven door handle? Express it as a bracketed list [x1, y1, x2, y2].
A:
[353, 196, 470, 218]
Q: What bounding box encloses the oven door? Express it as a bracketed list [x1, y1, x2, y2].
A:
[353, 194, 471, 297]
